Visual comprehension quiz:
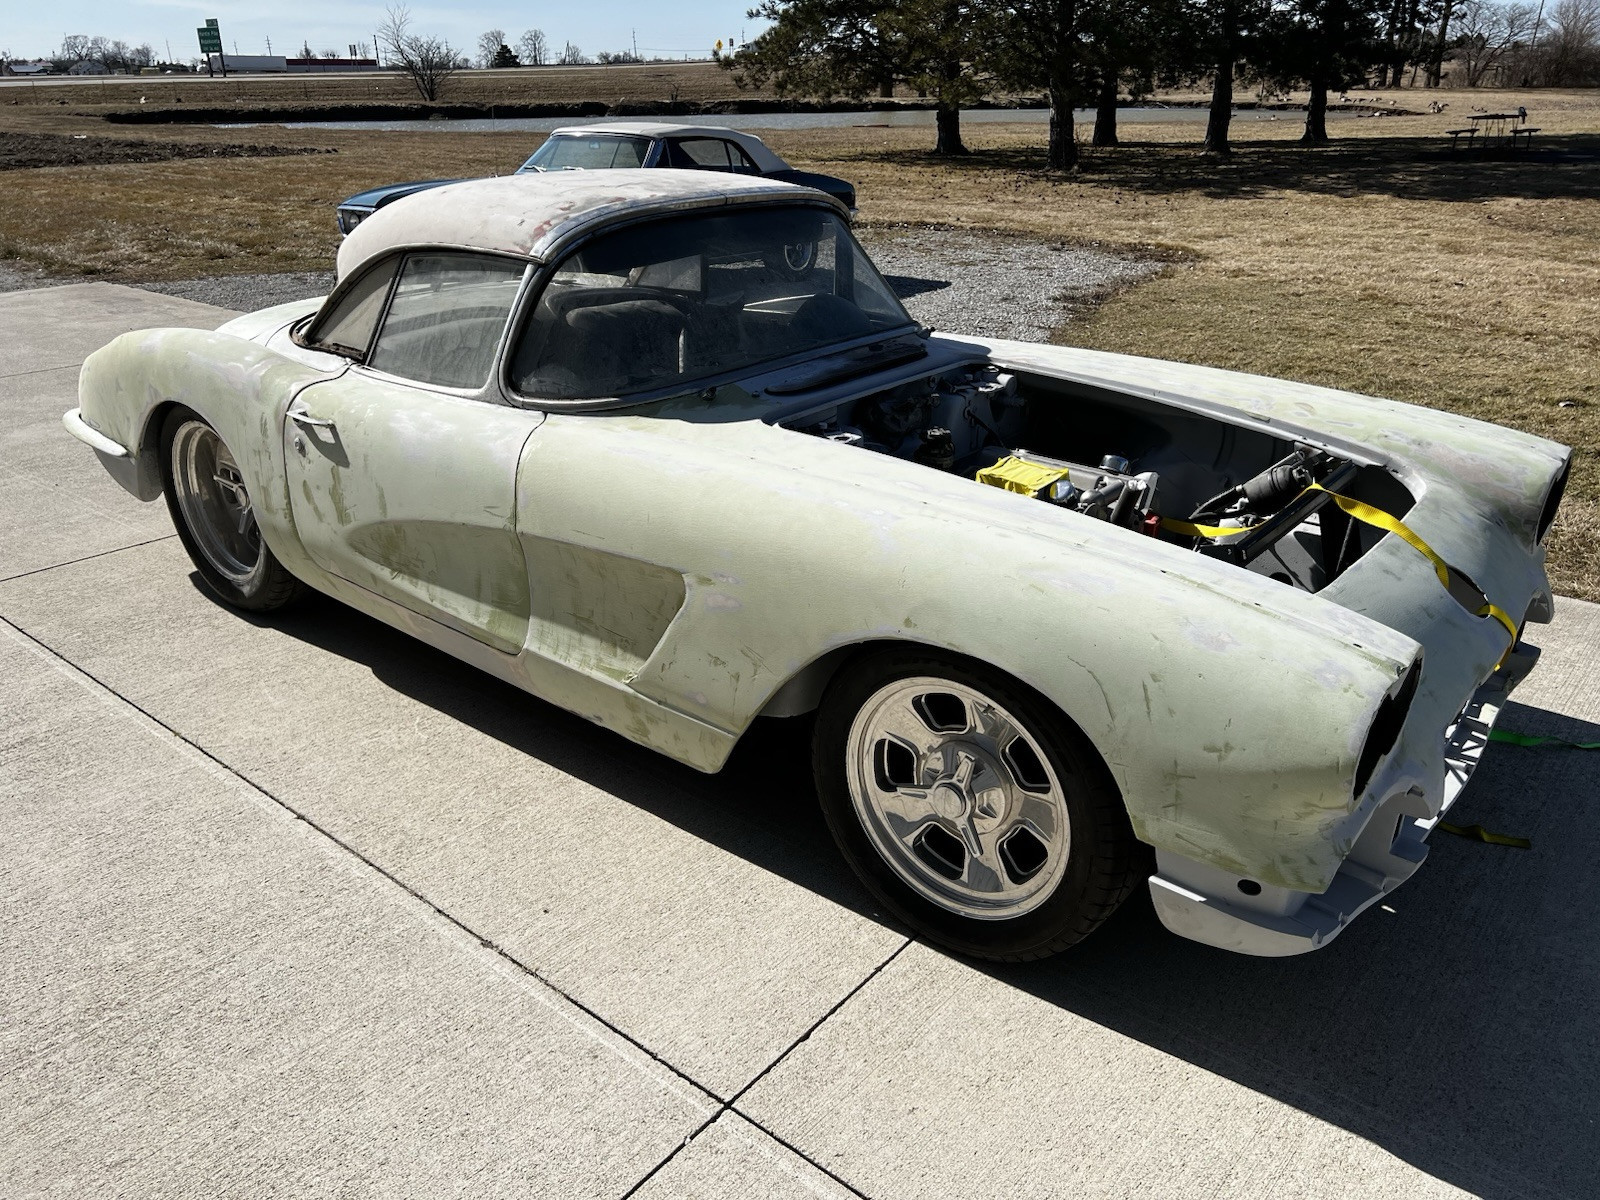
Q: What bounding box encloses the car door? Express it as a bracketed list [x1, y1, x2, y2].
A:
[283, 250, 540, 655]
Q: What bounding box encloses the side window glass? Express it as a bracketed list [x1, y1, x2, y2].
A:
[308, 258, 399, 358]
[366, 253, 526, 390]
[726, 142, 761, 173]
[675, 138, 734, 171]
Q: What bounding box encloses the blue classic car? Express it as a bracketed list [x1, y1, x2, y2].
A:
[335, 121, 858, 236]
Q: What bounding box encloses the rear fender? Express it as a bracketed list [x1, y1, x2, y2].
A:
[77, 326, 342, 579]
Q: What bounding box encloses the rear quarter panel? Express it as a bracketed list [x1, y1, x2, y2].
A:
[76, 326, 343, 579]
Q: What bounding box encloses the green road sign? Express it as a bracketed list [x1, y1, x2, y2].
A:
[197, 27, 223, 54]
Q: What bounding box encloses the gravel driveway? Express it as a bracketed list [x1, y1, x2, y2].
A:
[2, 227, 1160, 343]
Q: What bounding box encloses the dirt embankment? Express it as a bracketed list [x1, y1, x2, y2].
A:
[0, 131, 335, 170]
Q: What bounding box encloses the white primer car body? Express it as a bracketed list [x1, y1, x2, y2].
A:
[67, 171, 1571, 959]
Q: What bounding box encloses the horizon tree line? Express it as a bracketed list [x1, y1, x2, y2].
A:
[723, 0, 1600, 164]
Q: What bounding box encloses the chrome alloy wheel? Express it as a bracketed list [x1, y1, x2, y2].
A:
[170, 420, 261, 585]
[844, 678, 1071, 920]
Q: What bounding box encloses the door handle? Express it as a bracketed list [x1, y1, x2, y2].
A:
[290, 410, 337, 429]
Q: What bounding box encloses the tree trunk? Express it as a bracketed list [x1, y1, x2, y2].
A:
[934, 103, 966, 155]
[1391, 0, 1415, 86]
[1093, 74, 1118, 146]
[1203, 56, 1234, 154]
[878, 76, 894, 99]
[1301, 75, 1329, 144]
[1428, 0, 1456, 87]
[1047, 86, 1078, 170]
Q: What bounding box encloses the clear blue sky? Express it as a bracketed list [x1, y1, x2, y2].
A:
[6, 2, 765, 62]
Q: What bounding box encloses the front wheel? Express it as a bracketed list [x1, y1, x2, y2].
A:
[813, 648, 1142, 961]
[160, 407, 302, 612]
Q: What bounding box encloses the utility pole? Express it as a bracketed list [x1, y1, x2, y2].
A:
[265, 35, 272, 54]
[632, 28, 638, 58]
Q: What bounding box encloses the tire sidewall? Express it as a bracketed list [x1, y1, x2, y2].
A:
[814, 647, 1124, 960]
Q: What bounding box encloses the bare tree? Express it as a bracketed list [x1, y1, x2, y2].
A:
[518, 28, 547, 65]
[52, 34, 91, 71]
[1455, 0, 1538, 83]
[477, 28, 506, 68]
[1541, 0, 1600, 79]
[378, 5, 461, 100]
[558, 41, 589, 64]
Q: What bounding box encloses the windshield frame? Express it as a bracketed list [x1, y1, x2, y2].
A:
[497, 198, 920, 412]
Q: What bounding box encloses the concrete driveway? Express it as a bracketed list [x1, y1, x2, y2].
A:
[3, 284, 1597, 1199]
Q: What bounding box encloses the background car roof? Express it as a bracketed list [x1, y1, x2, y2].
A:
[547, 122, 789, 172]
[332, 170, 833, 280]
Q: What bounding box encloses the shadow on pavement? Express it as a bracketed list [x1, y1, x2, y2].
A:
[247, 582, 1597, 1199]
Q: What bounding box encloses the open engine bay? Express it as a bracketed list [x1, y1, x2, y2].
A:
[779, 356, 1416, 594]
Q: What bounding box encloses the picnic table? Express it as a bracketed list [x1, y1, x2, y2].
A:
[1451, 109, 1540, 152]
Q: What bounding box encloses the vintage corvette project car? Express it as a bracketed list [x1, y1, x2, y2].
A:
[67, 173, 1570, 960]
[334, 121, 856, 238]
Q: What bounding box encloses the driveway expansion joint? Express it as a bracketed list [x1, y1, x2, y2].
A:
[0, 535, 177, 586]
[0, 610, 726, 1109]
[620, 938, 912, 1200]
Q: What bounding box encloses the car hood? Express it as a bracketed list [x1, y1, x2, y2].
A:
[339, 178, 463, 210]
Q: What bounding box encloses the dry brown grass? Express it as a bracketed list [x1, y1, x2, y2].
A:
[1, 84, 1595, 596]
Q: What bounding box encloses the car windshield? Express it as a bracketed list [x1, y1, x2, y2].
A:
[509, 206, 914, 401]
[519, 134, 653, 172]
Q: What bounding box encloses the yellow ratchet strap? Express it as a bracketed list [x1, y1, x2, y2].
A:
[1305, 484, 1520, 648]
[1160, 483, 1519, 659]
[1436, 821, 1532, 849]
[1159, 515, 1254, 539]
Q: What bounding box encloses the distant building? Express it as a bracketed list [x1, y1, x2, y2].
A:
[5, 60, 52, 76]
[67, 60, 110, 75]
[286, 56, 380, 73]
[205, 53, 289, 74]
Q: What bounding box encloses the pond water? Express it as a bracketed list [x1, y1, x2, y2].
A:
[216, 105, 1358, 134]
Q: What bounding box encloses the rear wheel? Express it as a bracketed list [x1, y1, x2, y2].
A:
[160, 407, 301, 612]
[814, 648, 1142, 961]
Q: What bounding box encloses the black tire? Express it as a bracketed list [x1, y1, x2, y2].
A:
[159, 406, 302, 612]
[813, 647, 1143, 961]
